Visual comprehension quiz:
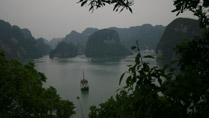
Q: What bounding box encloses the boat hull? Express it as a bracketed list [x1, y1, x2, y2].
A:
[81, 87, 89, 91]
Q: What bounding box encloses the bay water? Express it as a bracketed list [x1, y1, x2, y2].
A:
[34, 52, 156, 118]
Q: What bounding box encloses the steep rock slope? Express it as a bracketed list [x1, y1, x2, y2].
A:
[85, 29, 131, 57]
[0, 20, 51, 59]
[156, 18, 202, 62]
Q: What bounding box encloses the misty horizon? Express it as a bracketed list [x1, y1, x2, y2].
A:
[0, 0, 196, 40]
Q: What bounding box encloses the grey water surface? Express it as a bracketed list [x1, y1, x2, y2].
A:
[35, 53, 156, 118]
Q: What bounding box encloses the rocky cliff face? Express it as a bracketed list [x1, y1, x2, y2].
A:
[110, 24, 165, 50]
[156, 18, 202, 62]
[62, 28, 98, 55]
[49, 38, 63, 49]
[36, 38, 51, 56]
[0, 19, 51, 59]
[49, 41, 77, 58]
[85, 29, 131, 57]
[49, 28, 98, 59]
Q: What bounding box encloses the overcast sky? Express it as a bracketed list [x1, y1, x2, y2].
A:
[0, 0, 196, 40]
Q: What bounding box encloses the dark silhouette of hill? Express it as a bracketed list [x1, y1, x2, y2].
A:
[51, 25, 164, 58]
[49, 38, 63, 49]
[110, 24, 165, 50]
[156, 18, 202, 62]
[85, 29, 131, 57]
[49, 41, 77, 58]
[36, 38, 51, 56]
[62, 28, 98, 54]
[49, 28, 98, 58]
[0, 19, 51, 59]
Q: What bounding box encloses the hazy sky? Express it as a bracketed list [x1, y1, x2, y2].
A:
[0, 0, 196, 40]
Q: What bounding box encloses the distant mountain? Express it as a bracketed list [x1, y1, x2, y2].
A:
[64, 30, 86, 44]
[62, 28, 98, 54]
[156, 18, 202, 62]
[81, 27, 98, 37]
[36, 38, 51, 56]
[49, 41, 77, 58]
[50, 25, 164, 58]
[49, 28, 98, 58]
[0, 19, 51, 59]
[110, 24, 165, 50]
[49, 38, 63, 49]
[63, 30, 86, 54]
[85, 29, 131, 57]
[42, 38, 50, 45]
[21, 28, 33, 39]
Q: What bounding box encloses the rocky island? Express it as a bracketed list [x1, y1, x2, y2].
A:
[85, 29, 131, 57]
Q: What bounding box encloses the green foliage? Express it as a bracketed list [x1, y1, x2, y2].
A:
[174, 29, 209, 117]
[0, 52, 75, 117]
[177, 29, 209, 72]
[78, 0, 133, 13]
[156, 18, 202, 62]
[88, 44, 176, 118]
[172, 0, 209, 28]
[87, 0, 209, 117]
[88, 97, 119, 118]
[88, 36, 209, 117]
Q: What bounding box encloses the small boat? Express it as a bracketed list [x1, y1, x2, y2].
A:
[80, 70, 89, 91]
[88, 58, 94, 62]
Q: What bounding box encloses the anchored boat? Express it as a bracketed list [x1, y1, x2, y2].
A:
[80, 70, 89, 91]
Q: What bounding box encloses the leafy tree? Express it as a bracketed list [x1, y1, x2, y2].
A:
[156, 18, 202, 63]
[173, 1, 209, 116]
[88, 44, 175, 118]
[80, 0, 209, 117]
[78, 0, 133, 12]
[0, 52, 75, 118]
[88, 33, 209, 117]
[172, 0, 209, 28]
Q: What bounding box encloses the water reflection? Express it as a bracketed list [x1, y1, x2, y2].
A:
[81, 90, 89, 96]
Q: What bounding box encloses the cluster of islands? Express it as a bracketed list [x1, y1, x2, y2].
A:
[0, 18, 202, 63]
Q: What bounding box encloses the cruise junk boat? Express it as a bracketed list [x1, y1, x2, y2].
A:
[80, 70, 89, 91]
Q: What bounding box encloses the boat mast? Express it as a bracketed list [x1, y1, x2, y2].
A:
[83, 69, 84, 79]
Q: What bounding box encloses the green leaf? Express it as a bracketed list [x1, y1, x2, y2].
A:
[119, 72, 125, 85]
[170, 60, 177, 65]
[128, 7, 133, 13]
[158, 78, 162, 86]
[81, 0, 87, 7]
[131, 46, 136, 50]
[126, 76, 132, 86]
[113, 3, 119, 11]
[144, 55, 155, 59]
[135, 52, 141, 64]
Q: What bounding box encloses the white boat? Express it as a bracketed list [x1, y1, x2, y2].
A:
[80, 70, 89, 91]
[87, 58, 94, 62]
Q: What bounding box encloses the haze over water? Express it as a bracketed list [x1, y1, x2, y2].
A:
[35, 52, 156, 118]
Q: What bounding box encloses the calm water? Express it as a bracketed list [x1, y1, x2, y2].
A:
[34, 52, 156, 118]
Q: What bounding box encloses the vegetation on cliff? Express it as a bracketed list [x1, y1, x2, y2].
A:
[0, 20, 51, 60]
[156, 18, 202, 62]
[111, 24, 165, 50]
[85, 29, 131, 57]
[49, 41, 77, 58]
